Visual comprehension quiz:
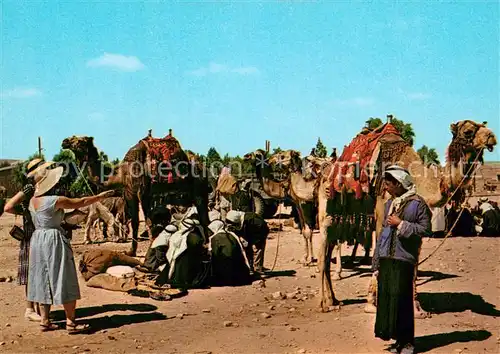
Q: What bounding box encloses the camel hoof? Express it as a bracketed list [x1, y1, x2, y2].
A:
[364, 303, 377, 313]
[319, 300, 341, 313]
[332, 272, 341, 281]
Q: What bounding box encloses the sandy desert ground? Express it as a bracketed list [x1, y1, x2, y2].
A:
[0, 212, 499, 354]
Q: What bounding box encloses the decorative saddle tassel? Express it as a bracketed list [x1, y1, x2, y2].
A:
[167, 172, 174, 183]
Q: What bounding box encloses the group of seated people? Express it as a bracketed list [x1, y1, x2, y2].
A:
[141, 205, 270, 289]
[445, 197, 500, 237]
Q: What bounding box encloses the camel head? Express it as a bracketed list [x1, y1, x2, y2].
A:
[448, 120, 497, 165]
[304, 156, 333, 180]
[268, 150, 302, 172]
[243, 149, 268, 162]
[61, 136, 100, 163]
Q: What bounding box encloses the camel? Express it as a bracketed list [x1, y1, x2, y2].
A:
[61, 133, 211, 256]
[314, 119, 497, 315]
[244, 149, 320, 264]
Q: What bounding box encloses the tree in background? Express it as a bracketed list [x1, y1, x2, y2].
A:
[315, 138, 328, 158]
[99, 151, 109, 162]
[272, 147, 283, 154]
[417, 145, 440, 166]
[365, 116, 416, 146]
[52, 149, 81, 196]
[206, 147, 222, 178]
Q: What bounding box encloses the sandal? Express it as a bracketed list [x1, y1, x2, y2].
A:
[40, 323, 59, 332]
[66, 322, 90, 334]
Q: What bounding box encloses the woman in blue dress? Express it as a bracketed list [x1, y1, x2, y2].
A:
[28, 166, 114, 333]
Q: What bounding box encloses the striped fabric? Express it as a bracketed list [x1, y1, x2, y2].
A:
[17, 184, 35, 286]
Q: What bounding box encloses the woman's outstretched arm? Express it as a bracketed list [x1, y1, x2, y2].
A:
[55, 190, 115, 210]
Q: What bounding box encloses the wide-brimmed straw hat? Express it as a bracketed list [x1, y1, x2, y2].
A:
[26, 158, 55, 178]
[34, 166, 64, 197]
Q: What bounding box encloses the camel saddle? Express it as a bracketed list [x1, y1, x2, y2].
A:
[141, 135, 185, 184]
[329, 123, 408, 200]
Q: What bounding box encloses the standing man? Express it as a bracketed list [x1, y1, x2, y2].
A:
[225, 210, 270, 274]
[372, 165, 432, 354]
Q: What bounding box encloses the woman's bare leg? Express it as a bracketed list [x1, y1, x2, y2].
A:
[64, 301, 89, 333]
[25, 284, 42, 321]
[63, 300, 77, 324]
[40, 304, 51, 325]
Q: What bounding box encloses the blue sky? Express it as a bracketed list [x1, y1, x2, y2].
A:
[1, 1, 499, 163]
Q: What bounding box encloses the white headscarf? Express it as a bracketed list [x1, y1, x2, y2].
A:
[151, 224, 178, 248]
[384, 165, 414, 190]
[480, 202, 494, 214]
[384, 165, 417, 214]
[208, 219, 225, 234]
[225, 210, 245, 229]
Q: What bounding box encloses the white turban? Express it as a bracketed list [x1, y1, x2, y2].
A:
[208, 219, 225, 234]
[384, 165, 414, 190]
[225, 210, 245, 229]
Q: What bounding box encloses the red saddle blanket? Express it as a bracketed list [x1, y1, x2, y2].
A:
[329, 123, 406, 199]
[142, 135, 185, 183]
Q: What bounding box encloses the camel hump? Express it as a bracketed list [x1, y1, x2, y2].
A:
[328, 123, 409, 200]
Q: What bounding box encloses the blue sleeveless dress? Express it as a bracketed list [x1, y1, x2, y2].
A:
[28, 196, 81, 305]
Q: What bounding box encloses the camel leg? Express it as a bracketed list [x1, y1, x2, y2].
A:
[138, 192, 153, 240]
[302, 225, 315, 265]
[308, 226, 316, 264]
[413, 257, 430, 319]
[126, 196, 140, 257]
[364, 230, 379, 313]
[344, 241, 359, 269]
[296, 203, 313, 265]
[360, 230, 372, 266]
[360, 246, 371, 265]
[364, 273, 378, 313]
[318, 224, 340, 311]
[84, 210, 97, 244]
[332, 240, 342, 280]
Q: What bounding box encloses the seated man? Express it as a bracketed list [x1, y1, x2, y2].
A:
[143, 224, 178, 272]
[155, 217, 210, 289]
[208, 219, 252, 286]
[478, 198, 500, 236]
[225, 210, 270, 274]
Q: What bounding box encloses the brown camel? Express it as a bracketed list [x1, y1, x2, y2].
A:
[314, 119, 497, 315]
[61, 133, 211, 256]
[244, 149, 321, 264]
[275, 150, 374, 270]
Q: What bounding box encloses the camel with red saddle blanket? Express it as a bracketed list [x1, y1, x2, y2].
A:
[314, 118, 497, 317]
[61, 132, 210, 256]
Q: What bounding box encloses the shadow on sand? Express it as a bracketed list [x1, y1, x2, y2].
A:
[83, 312, 168, 333]
[50, 303, 168, 334]
[415, 330, 491, 353]
[51, 303, 158, 321]
[419, 292, 500, 316]
[416, 270, 459, 287]
[262, 269, 297, 280]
